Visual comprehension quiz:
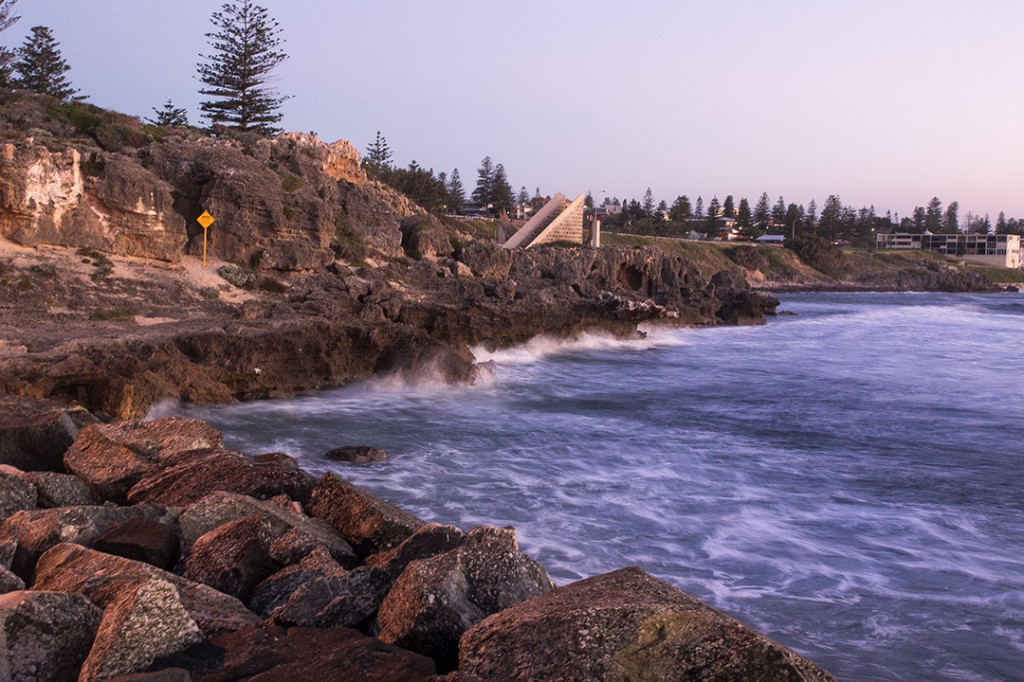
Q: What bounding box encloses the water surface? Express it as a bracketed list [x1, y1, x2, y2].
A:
[175, 292, 1024, 681]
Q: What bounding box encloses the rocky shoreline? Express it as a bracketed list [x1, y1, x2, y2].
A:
[0, 394, 836, 680]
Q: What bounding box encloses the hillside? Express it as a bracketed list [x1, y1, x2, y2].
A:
[603, 233, 1016, 291]
[0, 94, 776, 418]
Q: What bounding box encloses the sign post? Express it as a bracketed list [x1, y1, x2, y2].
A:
[197, 211, 215, 266]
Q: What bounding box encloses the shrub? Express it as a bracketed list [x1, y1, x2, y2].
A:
[281, 174, 303, 192]
[786, 235, 847, 276]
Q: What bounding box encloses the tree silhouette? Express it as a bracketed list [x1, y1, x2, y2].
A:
[197, 1, 289, 134]
[14, 25, 78, 100]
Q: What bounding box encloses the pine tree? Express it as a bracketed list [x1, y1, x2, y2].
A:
[197, 1, 289, 134]
[669, 195, 692, 222]
[14, 26, 78, 99]
[694, 196, 704, 218]
[722, 195, 735, 218]
[0, 0, 19, 89]
[490, 163, 514, 213]
[363, 131, 392, 175]
[736, 197, 752, 229]
[517, 185, 530, 206]
[753, 192, 771, 230]
[944, 201, 959, 233]
[642, 188, 655, 215]
[146, 100, 189, 127]
[472, 156, 494, 206]
[447, 168, 465, 213]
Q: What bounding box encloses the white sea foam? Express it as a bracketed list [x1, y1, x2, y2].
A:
[471, 326, 688, 365]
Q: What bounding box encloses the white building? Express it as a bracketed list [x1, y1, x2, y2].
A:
[876, 232, 1022, 269]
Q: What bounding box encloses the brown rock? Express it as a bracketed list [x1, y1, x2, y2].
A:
[306, 472, 425, 557]
[1, 504, 178, 582]
[0, 467, 37, 522]
[33, 543, 260, 636]
[366, 522, 468, 579]
[0, 590, 102, 682]
[180, 514, 276, 602]
[178, 490, 356, 568]
[323, 445, 389, 463]
[78, 578, 203, 682]
[92, 517, 181, 571]
[249, 546, 347, 617]
[126, 448, 315, 507]
[377, 526, 554, 671]
[156, 625, 436, 681]
[106, 670, 191, 682]
[0, 395, 98, 472]
[0, 565, 25, 593]
[270, 565, 391, 630]
[22, 470, 99, 507]
[459, 566, 837, 682]
[63, 417, 223, 503]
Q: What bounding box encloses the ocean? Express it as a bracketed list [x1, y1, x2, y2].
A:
[173, 292, 1024, 681]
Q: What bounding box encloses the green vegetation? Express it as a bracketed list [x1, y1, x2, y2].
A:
[77, 247, 113, 281]
[12, 25, 79, 100]
[197, 0, 289, 135]
[281, 174, 302, 192]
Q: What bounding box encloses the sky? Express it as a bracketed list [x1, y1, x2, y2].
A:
[5, 0, 1024, 219]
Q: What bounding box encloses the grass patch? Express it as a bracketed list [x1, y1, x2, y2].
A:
[77, 248, 113, 281]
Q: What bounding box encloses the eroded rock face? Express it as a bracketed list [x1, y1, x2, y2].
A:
[307, 472, 425, 558]
[0, 589, 102, 682]
[377, 526, 554, 671]
[0, 142, 186, 262]
[459, 566, 837, 682]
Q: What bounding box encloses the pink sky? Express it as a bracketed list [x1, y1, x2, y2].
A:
[8, 0, 1024, 219]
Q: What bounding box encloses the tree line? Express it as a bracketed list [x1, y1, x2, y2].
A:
[362, 131, 536, 217]
[602, 189, 1023, 245]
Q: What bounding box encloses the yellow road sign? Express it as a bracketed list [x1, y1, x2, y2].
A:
[197, 211, 215, 229]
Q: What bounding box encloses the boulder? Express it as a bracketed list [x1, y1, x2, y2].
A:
[458, 566, 837, 682]
[126, 449, 315, 507]
[91, 517, 181, 571]
[178, 490, 356, 567]
[106, 670, 190, 682]
[0, 467, 37, 522]
[0, 396, 97, 472]
[33, 543, 260, 636]
[307, 472, 425, 557]
[324, 445, 389, 463]
[0, 590, 102, 682]
[22, 470, 99, 507]
[249, 546, 348, 617]
[180, 514, 276, 602]
[156, 625, 436, 681]
[0, 565, 25, 593]
[377, 526, 554, 671]
[0, 504, 178, 581]
[78, 578, 203, 682]
[63, 418, 223, 503]
[366, 522, 467, 579]
[271, 565, 391, 630]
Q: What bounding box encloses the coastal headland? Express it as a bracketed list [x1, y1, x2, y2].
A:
[0, 95, 1010, 679]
